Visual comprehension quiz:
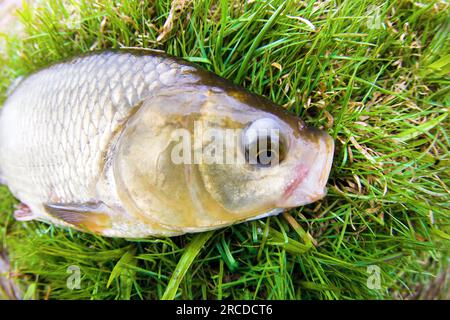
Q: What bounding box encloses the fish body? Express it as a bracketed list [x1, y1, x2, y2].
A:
[0, 50, 334, 237]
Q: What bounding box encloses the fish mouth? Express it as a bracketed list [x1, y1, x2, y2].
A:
[281, 164, 309, 202]
[278, 129, 334, 207]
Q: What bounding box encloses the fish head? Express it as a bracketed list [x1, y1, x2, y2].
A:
[111, 83, 334, 231]
[195, 87, 335, 216]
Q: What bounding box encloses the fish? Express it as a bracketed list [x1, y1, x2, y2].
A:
[0, 49, 334, 238]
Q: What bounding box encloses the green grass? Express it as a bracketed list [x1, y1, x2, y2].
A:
[0, 0, 449, 300]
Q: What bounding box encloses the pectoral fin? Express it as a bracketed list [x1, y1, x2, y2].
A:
[14, 203, 35, 221]
[43, 202, 112, 233]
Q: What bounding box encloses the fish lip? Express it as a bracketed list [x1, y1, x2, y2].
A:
[279, 130, 334, 207]
[306, 130, 334, 202]
[281, 164, 309, 202]
[318, 131, 335, 187]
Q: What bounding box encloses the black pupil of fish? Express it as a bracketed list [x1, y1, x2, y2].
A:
[246, 134, 284, 167]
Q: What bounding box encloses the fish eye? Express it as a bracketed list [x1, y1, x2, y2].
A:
[242, 118, 287, 167]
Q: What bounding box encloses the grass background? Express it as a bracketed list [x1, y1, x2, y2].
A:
[0, 0, 449, 300]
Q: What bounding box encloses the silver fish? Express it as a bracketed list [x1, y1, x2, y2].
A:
[0, 50, 334, 237]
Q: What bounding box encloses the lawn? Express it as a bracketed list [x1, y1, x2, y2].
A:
[0, 0, 448, 300]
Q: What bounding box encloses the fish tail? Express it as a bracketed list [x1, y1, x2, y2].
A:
[0, 250, 22, 300]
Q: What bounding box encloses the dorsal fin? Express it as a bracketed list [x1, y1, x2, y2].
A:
[43, 202, 112, 234]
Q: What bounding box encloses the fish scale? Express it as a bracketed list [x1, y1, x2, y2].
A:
[0, 50, 197, 221]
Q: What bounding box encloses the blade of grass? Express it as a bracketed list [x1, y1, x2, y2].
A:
[162, 231, 213, 300]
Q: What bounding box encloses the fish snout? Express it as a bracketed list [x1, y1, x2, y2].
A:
[278, 128, 334, 208]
